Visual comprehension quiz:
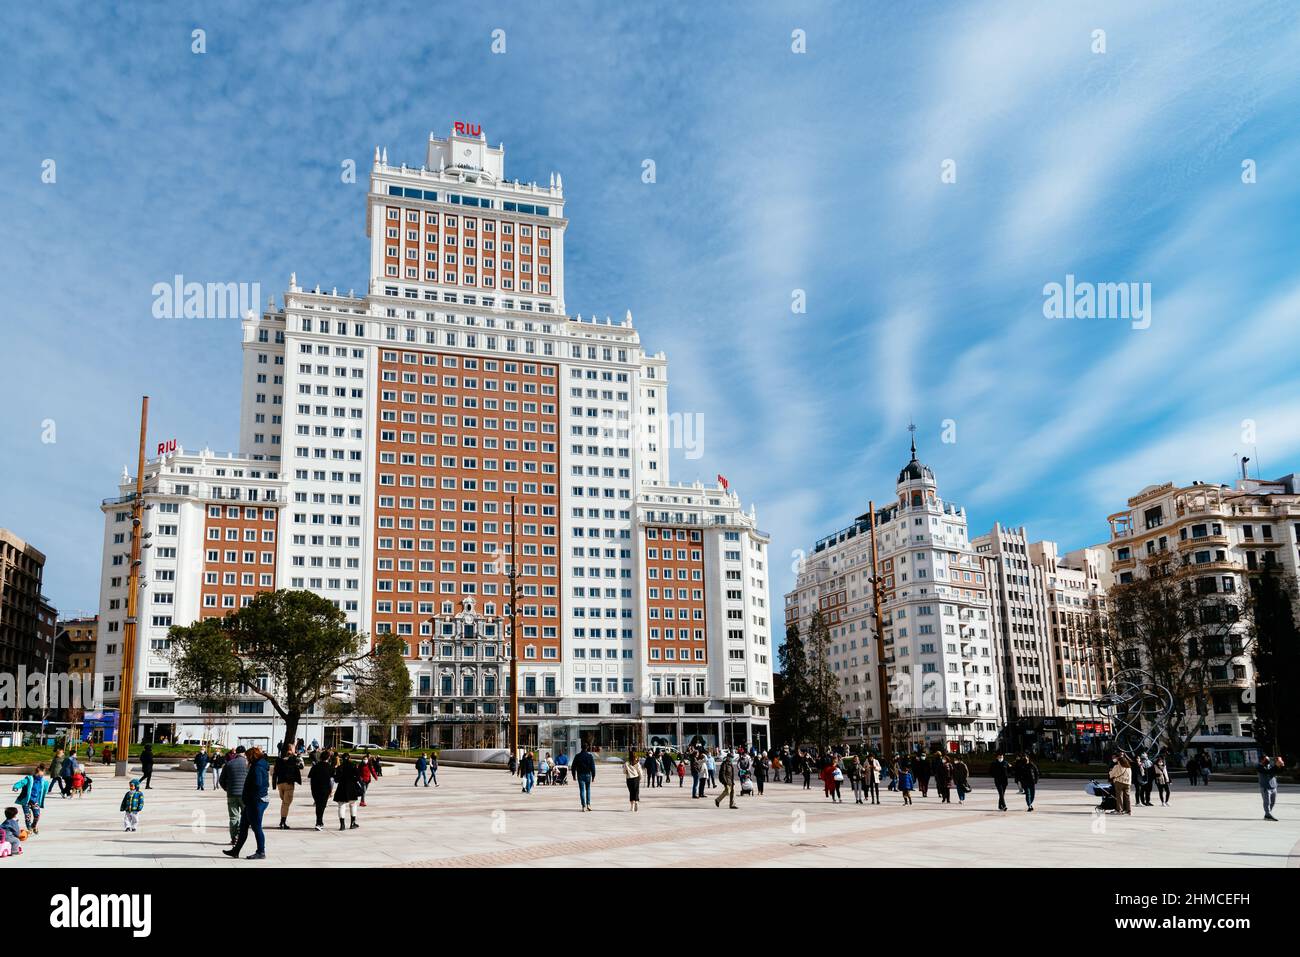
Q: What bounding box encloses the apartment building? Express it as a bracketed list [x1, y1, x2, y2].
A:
[785, 437, 1000, 752]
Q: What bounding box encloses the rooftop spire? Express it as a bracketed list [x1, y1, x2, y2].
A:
[908, 421, 917, 459]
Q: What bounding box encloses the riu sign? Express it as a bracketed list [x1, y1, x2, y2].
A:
[157, 438, 177, 456]
[453, 121, 482, 137]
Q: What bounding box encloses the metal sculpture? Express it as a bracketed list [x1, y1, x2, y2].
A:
[1095, 669, 1175, 755]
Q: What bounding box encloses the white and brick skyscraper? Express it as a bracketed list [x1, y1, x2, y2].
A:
[95, 123, 773, 754]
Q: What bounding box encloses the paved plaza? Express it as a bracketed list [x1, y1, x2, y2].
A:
[8, 764, 1299, 868]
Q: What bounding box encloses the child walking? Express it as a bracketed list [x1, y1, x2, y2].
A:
[120, 779, 144, 831]
[900, 768, 915, 805]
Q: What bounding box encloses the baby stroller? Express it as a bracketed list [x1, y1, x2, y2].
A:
[1086, 780, 1115, 812]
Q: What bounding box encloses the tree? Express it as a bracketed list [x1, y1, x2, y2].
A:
[774, 621, 811, 746]
[1100, 557, 1252, 755]
[168, 589, 370, 748]
[805, 611, 847, 747]
[1249, 564, 1300, 759]
[353, 634, 413, 748]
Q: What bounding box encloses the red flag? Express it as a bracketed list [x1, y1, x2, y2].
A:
[717, 474, 729, 490]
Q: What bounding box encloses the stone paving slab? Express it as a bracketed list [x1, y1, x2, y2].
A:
[4, 764, 1297, 868]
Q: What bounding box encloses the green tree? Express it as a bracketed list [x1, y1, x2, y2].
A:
[805, 610, 847, 747]
[354, 634, 413, 747]
[1249, 565, 1300, 758]
[775, 621, 811, 746]
[168, 589, 369, 747]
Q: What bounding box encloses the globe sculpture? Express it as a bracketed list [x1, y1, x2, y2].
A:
[1095, 669, 1175, 755]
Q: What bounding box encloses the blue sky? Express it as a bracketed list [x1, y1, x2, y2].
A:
[3, 1, 1299, 616]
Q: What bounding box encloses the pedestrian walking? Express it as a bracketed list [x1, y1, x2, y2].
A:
[623, 751, 642, 811]
[801, 752, 812, 790]
[715, 752, 738, 809]
[899, 767, 914, 805]
[223, 746, 270, 860]
[308, 750, 334, 831]
[414, 753, 429, 786]
[120, 779, 144, 831]
[332, 753, 362, 830]
[1258, 754, 1284, 821]
[1186, 753, 1199, 786]
[990, 752, 1010, 812]
[272, 745, 303, 830]
[754, 752, 767, 796]
[12, 767, 48, 834]
[1019, 754, 1040, 811]
[218, 746, 249, 844]
[952, 756, 970, 804]
[934, 755, 952, 804]
[427, 751, 439, 787]
[676, 758, 686, 788]
[706, 751, 717, 789]
[49, 749, 67, 797]
[139, 744, 154, 789]
[358, 754, 373, 806]
[1200, 754, 1212, 786]
[573, 742, 596, 811]
[194, 748, 209, 790]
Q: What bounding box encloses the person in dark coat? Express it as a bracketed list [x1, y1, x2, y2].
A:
[194, 749, 209, 790]
[139, 745, 154, 790]
[519, 751, 536, 793]
[572, 743, 597, 811]
[990, 752, 1010, 811]
[272, 746, 303, 830]
[308, 750, 334, 830]
[333, 753, 362, 830]
[951, 757, 970, 803]
[916, 753, 933, 797]
[933, 754, 952, 803]
[223, 747, 269, 859]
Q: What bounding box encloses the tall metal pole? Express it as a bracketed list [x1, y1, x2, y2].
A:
[116, 396, 148, 777]
[867, 500, 893, 758]
[508, 494, 519, 764]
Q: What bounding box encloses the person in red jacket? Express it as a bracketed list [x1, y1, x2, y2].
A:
[358, 756, 373, 807]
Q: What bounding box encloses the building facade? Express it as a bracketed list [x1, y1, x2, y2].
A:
[1105, 472, 1300, 741]
[95, 124, 773, 753]
[785, 439, 1000, 752]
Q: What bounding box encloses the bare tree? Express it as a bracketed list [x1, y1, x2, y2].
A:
[1098, 556, 1253, 756]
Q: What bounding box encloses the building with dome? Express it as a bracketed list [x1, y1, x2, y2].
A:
[784, 434, 1002, 752]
